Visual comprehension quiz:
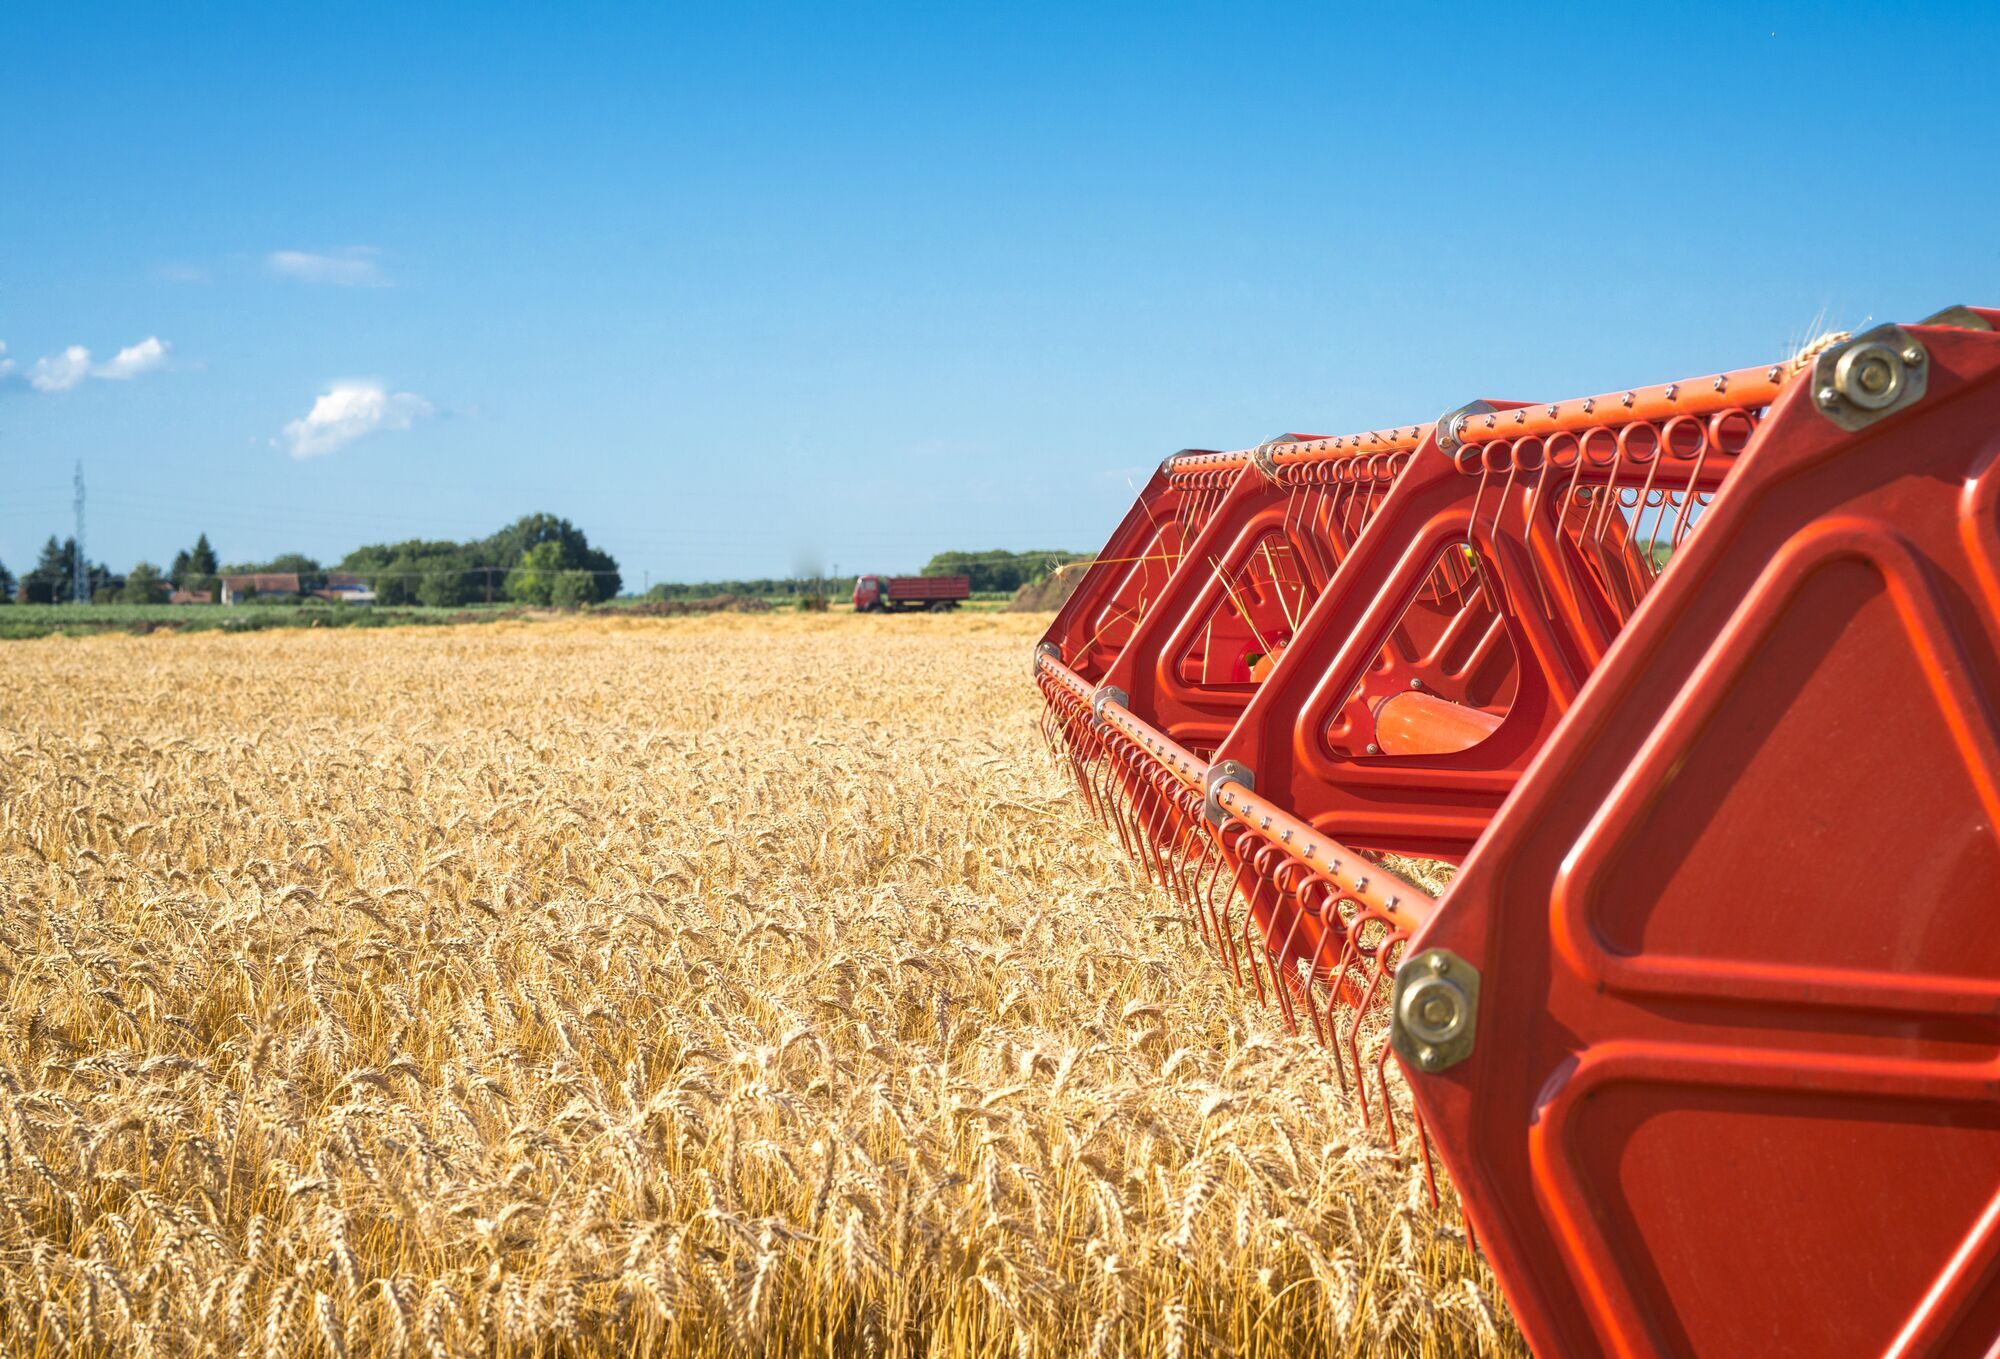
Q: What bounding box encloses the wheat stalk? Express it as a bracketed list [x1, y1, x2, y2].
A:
[0, 614, 1520, 1357]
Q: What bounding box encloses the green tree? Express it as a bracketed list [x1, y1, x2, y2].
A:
[252, 552, 317, 573]
[480, 514, 620, 601]
[21, 539, 60, 603]
[0, 559, 14, 603]
[373, 553, 423, 606]
[27, 537, 69, 603]
[22, 536, 112, 603]
[342, 539, 482, 603]
[339, 514, 622, 605]
[121, 562, 167, 604]
[550, 569, 594, 610]
[170, 532, 222, 595]
[920, 549, 1087, 593]
[417, 566, 470, 608]
[508, 540, 565, 606]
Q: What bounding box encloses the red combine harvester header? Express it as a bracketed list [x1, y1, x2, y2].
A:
[1034, 308, 2000, 1358]
[853, 573, 969, 612]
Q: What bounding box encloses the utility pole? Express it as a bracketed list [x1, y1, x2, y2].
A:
[72, 461, 89, 604]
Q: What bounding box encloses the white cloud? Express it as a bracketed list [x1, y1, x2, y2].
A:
[267, 247, 388, 287]
[95, 336, 170, 380]
[279, 380, 433, 458]
[15, 336, 173, 391]
[30, 345, 93, 392]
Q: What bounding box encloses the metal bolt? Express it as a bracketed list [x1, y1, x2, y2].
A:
[1419, 1046, 1442, 1070]
[1712, 375, 1727, 392]
[1410, 677, 1424, 690]
[1399, 972, 1468, 1049]
[1903, 346, 1925, 367]
[1817, 385, 1841, 407]
[1280, 828, 1292, 843]
[1259, 816, 1271, 829]
[1767, 365, 1783, 382]
[1834, 341, 1905, 411]
[1582, 397, 1595, 414]
[1427, 952, 1449, 975]
[1365, 743, 1380, 755]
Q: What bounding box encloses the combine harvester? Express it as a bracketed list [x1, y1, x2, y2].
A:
[1035, 308, 2000, 1357]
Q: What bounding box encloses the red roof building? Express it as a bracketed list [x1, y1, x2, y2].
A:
[220, 573, 302, 604]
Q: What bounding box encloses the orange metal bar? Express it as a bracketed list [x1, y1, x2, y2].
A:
[1166, 361, 1792, 479]
[1036, 651, 1094, 704]
[1093, 697, 1205, 788]
[1211, 776, 1436, 934]
[1167, 426, 1432, 475]
[1448, 363, 1787, 446]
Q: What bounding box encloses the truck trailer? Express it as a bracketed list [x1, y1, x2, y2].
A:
[852, 574, 970, 613]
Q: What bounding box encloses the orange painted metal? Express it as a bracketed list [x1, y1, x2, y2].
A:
[1413, 316, 2000, 1357]
[1444, 363, 1786, 445]
[1371, 690, 1503, 756]
[1035, 307, 2000, 1358]
[1166, 425, 1433, 476]
[1040, 458, 1227, 685]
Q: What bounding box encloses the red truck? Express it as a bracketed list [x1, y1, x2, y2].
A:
[852, 574, 970, 613]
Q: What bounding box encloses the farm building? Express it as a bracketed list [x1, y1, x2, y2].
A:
[219, 573, 301, 604]
[168, 588, 213, 604]
[218, 572, 376, 605]
[313, 571, 376, 604]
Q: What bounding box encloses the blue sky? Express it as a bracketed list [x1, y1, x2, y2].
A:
[3, 2, 1996, 585]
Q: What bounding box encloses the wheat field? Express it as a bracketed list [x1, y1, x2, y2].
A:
[0, 613, 1521, 1358]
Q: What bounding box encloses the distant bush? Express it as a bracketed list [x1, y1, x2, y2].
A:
[417, 570, 470, 608]
[118, 562, 169, 605]
[551, 570, 594, 610]
[921, 549, 1088, 593]
[343, 513, 620, 605]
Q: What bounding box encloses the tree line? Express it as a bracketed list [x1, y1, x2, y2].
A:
[0, 529, 1082, 607]
[645, 577, 832, 601]
[918, 549, 1090, 593]
[337, 513, 621, 606]
[0, 514, 621, 607]
[639, 550, 1087, 602]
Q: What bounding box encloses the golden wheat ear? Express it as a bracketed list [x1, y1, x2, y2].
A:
[0, 614, 1514, 1357]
